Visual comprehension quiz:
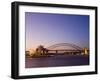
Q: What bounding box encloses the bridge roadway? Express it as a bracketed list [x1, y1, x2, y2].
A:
[46, 49, 83, 55]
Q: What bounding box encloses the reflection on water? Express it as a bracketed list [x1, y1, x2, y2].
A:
[25, 55, 89, 68]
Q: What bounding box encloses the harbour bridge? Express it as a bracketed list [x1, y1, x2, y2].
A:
[36, 43, 89, 55]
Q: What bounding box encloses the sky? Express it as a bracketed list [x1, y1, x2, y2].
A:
[25, 12, 89, 50]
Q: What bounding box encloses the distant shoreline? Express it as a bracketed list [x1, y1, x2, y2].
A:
[26, 54, 89, 58]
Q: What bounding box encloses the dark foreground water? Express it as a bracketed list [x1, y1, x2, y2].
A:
[25, 55, 89, 68]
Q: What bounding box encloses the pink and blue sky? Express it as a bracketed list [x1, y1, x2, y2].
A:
[25, 12, 89, 50]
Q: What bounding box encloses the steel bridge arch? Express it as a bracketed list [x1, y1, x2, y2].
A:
[47, 43, 82, 50]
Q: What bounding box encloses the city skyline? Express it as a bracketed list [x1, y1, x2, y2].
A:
[25, 12, 89, 50]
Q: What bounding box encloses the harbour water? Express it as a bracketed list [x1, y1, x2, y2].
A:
[25, 55, 89, 68]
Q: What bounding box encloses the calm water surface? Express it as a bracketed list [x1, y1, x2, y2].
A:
[25, 55, 89, 68]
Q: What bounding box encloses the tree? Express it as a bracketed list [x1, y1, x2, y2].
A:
[35, 45, 48, 55]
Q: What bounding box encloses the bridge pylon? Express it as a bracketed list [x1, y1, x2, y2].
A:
[82, 48, 89, 55]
